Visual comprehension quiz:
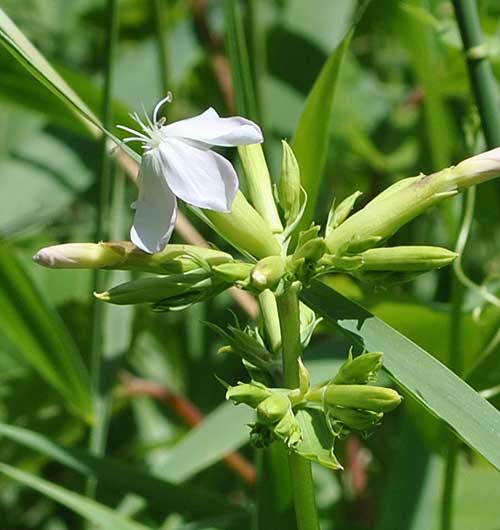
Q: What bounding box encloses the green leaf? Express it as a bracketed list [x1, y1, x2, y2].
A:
[0, 6, 99, 136]
[291, 31, 351, 231]
[0, 241, 92, 420]
[0, 462, 154, 530]
[294, 408, 341, 470]
[0, 422, 237, 519]
[302, 279, 500, 470]
[157, 401, 254, 483]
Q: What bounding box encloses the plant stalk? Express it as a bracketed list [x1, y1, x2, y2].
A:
[276, 284, 320, 530]
[152, 0, 170, 95]
[87, 0, 119, 498]
[452, 0, 500, 148]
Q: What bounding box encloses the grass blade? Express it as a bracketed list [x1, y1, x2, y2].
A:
[0, 241, 92, 420]
[302, 279, 500, 470]
[0, 462, 153, 530]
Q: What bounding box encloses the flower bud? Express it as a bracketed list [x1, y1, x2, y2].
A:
[226, 381, 272, 408]
[334, 352, 384, 385]
[211, 262, 253, 283]
[322, 384, 402, 413]
[326, 148, 500, 255]
[328, 406, 383, 431]
[33, 242, 233, 274]
[203, 192, 281, 258]
[257, 393, 291, 424]
[250, 256, 288, 291]
[356, 246, 458, 272]
[95, 269, 224, 306]
[238, 144, 283, 233]
[326, 190, 363, 236]
[278, 141, 301, 223]
[292, 237, 327, 263]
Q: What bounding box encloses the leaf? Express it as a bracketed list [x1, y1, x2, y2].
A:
[0, 241, 92, 420]
[301, 279, 500, 470]
[0, 422, 237, 519]
[291, 31, 351, 231]
[0, 6, 99, 136]
[294, 408, 341, 470]
[157, 401, 255, 483]
[0, 462, 153, 530]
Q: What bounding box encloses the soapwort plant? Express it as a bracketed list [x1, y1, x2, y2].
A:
[34, 96, 500, 530]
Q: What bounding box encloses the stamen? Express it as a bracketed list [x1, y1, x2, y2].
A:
[116, 124, 149, 140]
[141, 102, 155, 129]
[130, 112, 151, 135]
[153, 91, 173, 124]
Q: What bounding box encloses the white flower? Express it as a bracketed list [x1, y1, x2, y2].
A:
[118, 93, 263, 253]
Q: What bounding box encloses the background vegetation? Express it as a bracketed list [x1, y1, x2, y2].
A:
[0, 0, 500, 529]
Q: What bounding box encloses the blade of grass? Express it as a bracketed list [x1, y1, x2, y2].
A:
[0, 462, 154, 530]
[0, 241, 92, 420]
[0, 422, 237, 519]
[87, 0, 120, 504]
[302, 280, 500, 470]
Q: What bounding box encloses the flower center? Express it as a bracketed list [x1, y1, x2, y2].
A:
[117, 92, 172, 151]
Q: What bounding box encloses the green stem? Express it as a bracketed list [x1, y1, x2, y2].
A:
[87, 0, 119, 498]
[276, 285, 320, 530]
[152, 0, 170, 95]
[453, 0, 500, 148]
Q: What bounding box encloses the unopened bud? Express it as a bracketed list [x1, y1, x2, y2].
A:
[334, 352, 383, 385]
[95, 270, 216, 305]
[326, 191, 363, 235]
[211, 262, 253, 283]
[226, 381, 272, 408]
[325, 149, 500, 255]
[278, 141, 301, 223]
[33, 242, 233, 274]
[238, 144, 283, 233]
[322, 384, 402, 413]
[257, 394, 291, 424]
[250, 256, 287, 291]
[203, 192, 281, 258]
[357, 246, 457, 272]
[328, 406, 383, 431]
[292, 237, 327, 263]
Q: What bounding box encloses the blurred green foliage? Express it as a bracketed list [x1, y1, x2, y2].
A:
[0, 1, 500, 529]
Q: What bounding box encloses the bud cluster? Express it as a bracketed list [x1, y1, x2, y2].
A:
[226, 353, 402, 466]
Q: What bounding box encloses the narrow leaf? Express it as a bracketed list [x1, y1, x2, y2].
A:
[0, 462, 153, 530]
[302, 279, 500, 470]
[0, 241, 92, 420]
[0, 422, 236, 519]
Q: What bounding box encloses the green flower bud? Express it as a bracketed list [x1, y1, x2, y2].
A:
[278, 141, 301, 224]
[250, 256, 288, 292]
[328, 406, 383, 431]
[326, 190, 363, 236]
[95, 269, 225, 306]
[334, 352, 384, 385]
[211, 262, 253, 283]
[203, 192, 281, 258]
[257, 393, 291, 424]
[322, 384, 402, 413]
[292, 237, 327, 263]
[238, 144, 283, 233]
[33, 242, 233, 274]
[227, 381, 272, 408]
[325, 149, 500, 256]
[355, 246, 458, 273]
[274, 409, 302, 448]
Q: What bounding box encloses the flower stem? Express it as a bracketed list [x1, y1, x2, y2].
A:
[87, 0, 119, 499]
[152, 0, 170, 95]
[452, 0, 500, 148]
[276, 284, 320, 530]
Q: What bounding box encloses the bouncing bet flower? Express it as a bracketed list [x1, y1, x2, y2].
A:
[118, 93, 263, 253]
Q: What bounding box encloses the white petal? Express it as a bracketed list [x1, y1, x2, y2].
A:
[157, 137, 238, 211]
[161, 107, 263, 147]
[130, 152, 178, 253]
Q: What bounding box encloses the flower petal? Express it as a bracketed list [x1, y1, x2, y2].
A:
[157, 138, 238, 211]
[161, 107, 263, 147]
[130, 153, 178, 253]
